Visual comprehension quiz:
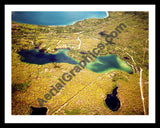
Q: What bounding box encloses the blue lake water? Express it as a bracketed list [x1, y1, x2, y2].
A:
[12, 11, 107, 25]
[18, 49, 133, 74]
[18, 49, 78, 65]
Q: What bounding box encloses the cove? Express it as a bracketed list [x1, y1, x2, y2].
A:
[18, 49, 133, 74]
[12, 11, 107, 26]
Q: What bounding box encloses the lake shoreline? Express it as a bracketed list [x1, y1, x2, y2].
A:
[49, 11, 109, 27]
[12, 11, 109, 26]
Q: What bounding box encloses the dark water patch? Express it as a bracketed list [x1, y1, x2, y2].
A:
[124, 56, 129, 60]
[145, 64, 149, 69]
[34, 46, 39, 49]
[30, 106, 47, 115]
[98, 31, 107, 36]
[79, 52, 87, 54]
[18, 49, 78, 65]
[39, 48, 46, 53]
[105, 87, 120, 111]
[112, 87, 118, 96]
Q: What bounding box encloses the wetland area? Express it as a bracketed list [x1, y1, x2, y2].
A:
[12, 11, 149, 115]
[18, 48, 133, 74]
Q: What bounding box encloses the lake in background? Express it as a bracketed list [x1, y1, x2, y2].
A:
[12, 11, 107, 26]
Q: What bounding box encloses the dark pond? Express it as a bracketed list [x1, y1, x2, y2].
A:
[30, 106, 47, 115]
[105, 87, 120, 111]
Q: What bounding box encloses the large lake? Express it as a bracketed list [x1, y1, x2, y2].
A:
[18, 49, 78, 65]
[12, 11, 107, 26]
[18, 49, 133, 74]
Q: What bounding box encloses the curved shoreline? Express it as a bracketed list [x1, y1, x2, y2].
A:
[49, 11, 109, 27]
[12, 11, 109, 27]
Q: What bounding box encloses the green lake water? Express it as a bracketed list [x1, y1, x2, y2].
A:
[85, 55, 133, 74]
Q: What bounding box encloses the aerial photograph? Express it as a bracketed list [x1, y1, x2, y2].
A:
[11, 11, 149, 115]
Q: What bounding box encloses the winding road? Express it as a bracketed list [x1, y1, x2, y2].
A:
[77, 37, 81, 49]
[140, 67, 146, 115]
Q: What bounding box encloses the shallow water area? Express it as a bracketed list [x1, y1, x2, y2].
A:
[86, 55, 133, 74]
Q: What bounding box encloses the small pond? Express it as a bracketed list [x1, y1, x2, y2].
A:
[105, 87, 120, 111]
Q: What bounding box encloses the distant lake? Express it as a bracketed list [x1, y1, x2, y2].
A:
[12, 11, 107, 26]
[18, 49, 133, 74]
